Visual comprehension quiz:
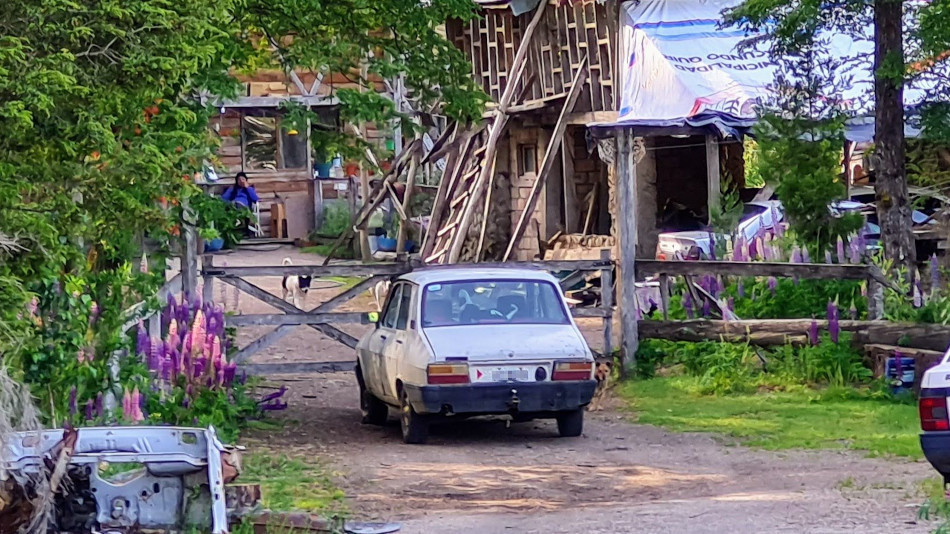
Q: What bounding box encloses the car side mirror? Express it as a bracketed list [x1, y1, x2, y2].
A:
[362, 312, 379, 326]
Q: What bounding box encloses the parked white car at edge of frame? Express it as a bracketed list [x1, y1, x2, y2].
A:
[355, 267, 597, 444]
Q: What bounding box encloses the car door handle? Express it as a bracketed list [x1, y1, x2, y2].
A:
[395, 339, 403, 345]
[380, 335, 387, 341]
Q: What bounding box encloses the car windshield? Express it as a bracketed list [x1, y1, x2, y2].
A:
[421, 279, 570, 327]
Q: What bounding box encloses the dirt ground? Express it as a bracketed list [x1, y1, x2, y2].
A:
[224, 247, 938, 533]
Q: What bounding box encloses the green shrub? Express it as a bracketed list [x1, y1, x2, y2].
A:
[318, 202, 351, 238]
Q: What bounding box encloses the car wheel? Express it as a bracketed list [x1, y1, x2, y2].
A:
[400, 390, 429, 444]
[357, 367, 388, 426]
[556, 408, 584, 437]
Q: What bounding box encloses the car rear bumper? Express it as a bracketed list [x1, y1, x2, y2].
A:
[922, 432, 950, 478]
[404, 380, 597, 416]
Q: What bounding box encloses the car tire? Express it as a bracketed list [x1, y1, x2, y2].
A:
[556, 408, 584, 437]
[400, 390, 429, 444]
[357, 367, 388, 426]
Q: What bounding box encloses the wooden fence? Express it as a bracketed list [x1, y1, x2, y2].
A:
[201, 252, 615, 375]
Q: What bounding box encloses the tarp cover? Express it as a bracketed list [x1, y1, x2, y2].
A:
[605, 0, 944, 139]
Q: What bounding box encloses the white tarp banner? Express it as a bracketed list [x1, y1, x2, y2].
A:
[614, 0, 938, 134]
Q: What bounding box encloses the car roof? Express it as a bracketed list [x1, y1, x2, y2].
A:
[397, 266, 559, 286]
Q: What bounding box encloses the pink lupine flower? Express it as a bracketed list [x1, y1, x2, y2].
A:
[767, 277, 778, 295]
[77, 347, 87, 364]
[140, 253, 149, 273]
[190, 309, 206, 355]
[27, 296, 38, 317]
[122, 388, 133, 420]
[131, 387, 145, 422]
[89, 301, 99, 325]
[808, 320, 819, 346]
[836, 236, 845, 264]
[801, 247, 811, 263]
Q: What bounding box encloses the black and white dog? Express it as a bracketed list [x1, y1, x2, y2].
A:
[281, 258, 312, 308]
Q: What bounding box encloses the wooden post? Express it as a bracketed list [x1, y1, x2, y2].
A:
[600, 248, 613, 357]
[616, 129, 639, 376]
[182, 200, 198, 298]
[348, 176, 360, 259]
[202, 254, 215, 305]
[705, 135, 720, 224]
[396, 151, 419, 255]
[659, 273, 670, 320]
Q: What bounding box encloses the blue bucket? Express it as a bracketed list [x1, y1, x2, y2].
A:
[885, 356, 915, 394]
[377, 237, 397, 252]
[204, 238, 225, 252]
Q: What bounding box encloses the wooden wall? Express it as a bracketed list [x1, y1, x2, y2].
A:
[447, 0, 618, 113]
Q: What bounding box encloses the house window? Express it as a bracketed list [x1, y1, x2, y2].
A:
[242, 116, 308, 170]
[518, 144, 538, 175]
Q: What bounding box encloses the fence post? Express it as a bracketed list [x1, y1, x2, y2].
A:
[600, 248, 613, 358]
[181, 200, 199, 298]
[868, 277, 884, 320]
[616, 129, 639, 377]
[202, 254, 215, 305]
[659, 274, 670, 320]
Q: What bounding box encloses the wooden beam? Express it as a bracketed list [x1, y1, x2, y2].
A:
[617, 129, 639, 376]
[227, 312, 364, 327]
[639, 319, 950, 352]
[562, 137, 579, 234]
[600, 248, 614, 355]
[205, 263, 407, 278]
[635, 260, 871, 280]
[504, 56, 590, 261]
[474, 148, 500, 262]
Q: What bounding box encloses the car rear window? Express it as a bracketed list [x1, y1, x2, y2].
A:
[421, 280, 570, 327]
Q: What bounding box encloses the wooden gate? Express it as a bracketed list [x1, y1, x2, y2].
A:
[201, 254, 616, 375]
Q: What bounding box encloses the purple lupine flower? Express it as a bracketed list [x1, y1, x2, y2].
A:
[791, 246, 802, 264]
[827, 300, 840, 343]
[767, 277, 778, 295]
[683, 293, 694, 318]
[95, 392, 103, 417]
[162, 354, 173, 381]
[914, 281, 923, 308]
[825, 250, 834, 264]
[932, 254, 941, 293]
[727, 297, 735, 312]
[223, 363, 237, 386]
[849, 240, 861, 264]
[137, 323, 149, 357]
[182, 396, 191, 409]
[85, 400, 94, 421]
[748, 238, 758, 261]
[259, 386, 288, 404]
[737, 279, 745, 298]
[802, 247, 811, 263]
[734, 237, 746, 262]
[68, 387, 77, 417]
[701, 298, 710, 317]
[836, 236, 845, 264]
[808, 320, 819, 346]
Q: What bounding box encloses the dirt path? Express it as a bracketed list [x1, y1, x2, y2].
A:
[225, 247, 938, 533]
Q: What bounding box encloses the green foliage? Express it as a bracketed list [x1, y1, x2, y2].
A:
[241, 453, 347, 517]
[619, 377, 921, 458]
[708, 185, 743, 250]
[743, 138, 766, 189]
[317, 202, 352, 239]
[637, 335, 872, 396]
[753, 114, 863, 256]
[190, 193, 250, 248]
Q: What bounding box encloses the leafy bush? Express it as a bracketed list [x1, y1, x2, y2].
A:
[637, 332, 873, 396]
[317, 202, 351, 238]
[190, 193, 250, 248]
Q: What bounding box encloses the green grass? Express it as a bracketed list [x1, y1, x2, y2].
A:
[619, 377, 922, 458]
[302, 244, 354, 259]
[241, 453, 347, 517]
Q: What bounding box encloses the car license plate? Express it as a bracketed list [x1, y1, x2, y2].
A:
[473, 367, 530, 383]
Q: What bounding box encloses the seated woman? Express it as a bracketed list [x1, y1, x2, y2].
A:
[221, 172, 259, 208]
[220, 172, 260, 235]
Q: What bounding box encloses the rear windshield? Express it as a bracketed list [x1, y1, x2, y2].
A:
[421, 280, 570, 327]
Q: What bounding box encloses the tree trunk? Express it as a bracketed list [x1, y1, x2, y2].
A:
[874, 0, 916, 267]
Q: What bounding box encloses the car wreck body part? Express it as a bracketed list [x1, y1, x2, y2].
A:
[0, 426, 244, 534]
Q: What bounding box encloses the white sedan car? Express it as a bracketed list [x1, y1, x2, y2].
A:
[356, 267, 597, 444]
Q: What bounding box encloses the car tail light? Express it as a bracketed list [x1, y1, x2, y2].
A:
[427, 363, 470, 385]
[552, 362, 593, 381]
[920, 395, 949, 431]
